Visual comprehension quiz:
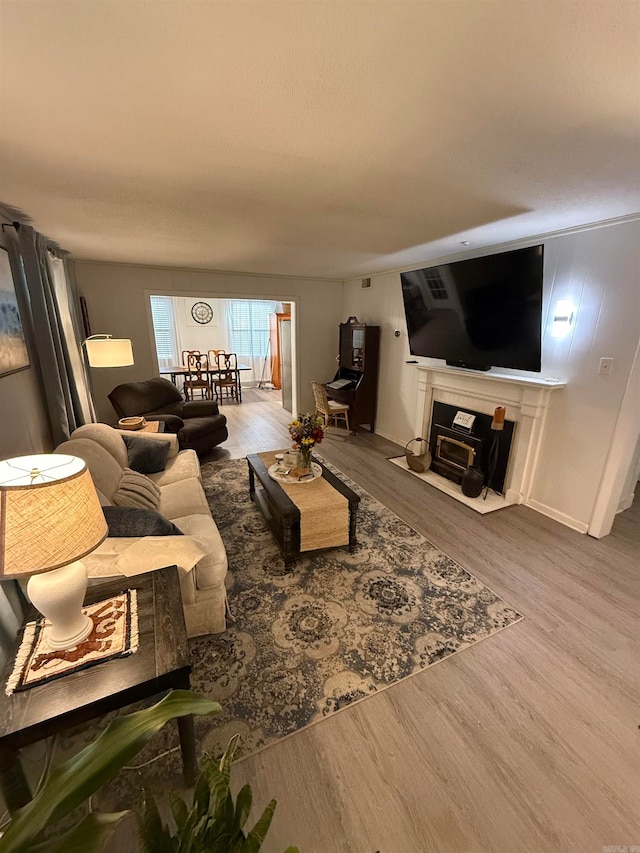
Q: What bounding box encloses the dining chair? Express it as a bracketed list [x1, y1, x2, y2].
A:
[184, 352, 212, 400]
[207, 349, 226, 365]
[213, 352, 240, 403]
[312, 381, 350, 432]
[181, 350, 201, 366]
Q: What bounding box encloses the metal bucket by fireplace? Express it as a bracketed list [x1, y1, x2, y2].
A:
[405, 438, 432, 473]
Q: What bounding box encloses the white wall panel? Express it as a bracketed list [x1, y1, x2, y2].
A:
[342, 220, 640, 530]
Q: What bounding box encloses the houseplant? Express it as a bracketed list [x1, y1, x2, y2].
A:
[0, 691, 298, 853]
[288, 413, 324, 471]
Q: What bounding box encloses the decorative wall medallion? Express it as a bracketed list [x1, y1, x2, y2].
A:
[191, 302, 214, 324]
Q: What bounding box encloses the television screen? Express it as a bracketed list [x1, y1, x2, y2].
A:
[400, 245, 544, 372]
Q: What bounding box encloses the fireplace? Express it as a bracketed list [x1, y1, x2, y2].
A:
[411, 366, 565, 513]
[428, 402, 515, 493]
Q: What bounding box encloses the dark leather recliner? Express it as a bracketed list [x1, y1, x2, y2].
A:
[109, 378, 228, 456]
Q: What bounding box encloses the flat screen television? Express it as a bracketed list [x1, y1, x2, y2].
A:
[400, 245, 544, 372]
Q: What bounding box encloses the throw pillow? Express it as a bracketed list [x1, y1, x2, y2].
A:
[123, 434, 170, 475]
[112, 468, 162, 510]
[102, 506, 183, 537]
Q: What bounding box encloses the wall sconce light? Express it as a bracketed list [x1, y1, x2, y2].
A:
[551, 300, 576, 339]
[83, 334, 134, 367]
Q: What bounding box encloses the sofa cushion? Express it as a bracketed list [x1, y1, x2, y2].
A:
[158, 477, 209, 519]
[103, 506, 183, 537]
[171, 513, 228, 589]
[177, 415, 228, 454]
[113, 468, 162, 510]
[71, 423, 128, 469]
[149, 449, 200, 487]
[109, 377, 183, 418]
[55, 438, 123, 501]
[123, 434, 170, 475]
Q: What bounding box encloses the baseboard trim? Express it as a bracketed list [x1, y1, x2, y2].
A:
[526, 499, 589, 534]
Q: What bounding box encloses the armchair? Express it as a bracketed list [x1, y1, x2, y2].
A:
[109, 377, 228, 456]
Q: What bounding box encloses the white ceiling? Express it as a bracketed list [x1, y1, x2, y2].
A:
[1, 1, 639, 279]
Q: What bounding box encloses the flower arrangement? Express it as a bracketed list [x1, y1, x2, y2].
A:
[288, 413, 325, 470]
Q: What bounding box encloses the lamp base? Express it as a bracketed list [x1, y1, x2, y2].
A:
[27, 561, 93, 650]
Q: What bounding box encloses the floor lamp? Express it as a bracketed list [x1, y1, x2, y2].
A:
[0, 454, 107, 650]
[83, 335, 134, 368]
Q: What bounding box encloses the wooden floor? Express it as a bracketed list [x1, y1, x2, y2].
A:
[206, 392, 640, 853]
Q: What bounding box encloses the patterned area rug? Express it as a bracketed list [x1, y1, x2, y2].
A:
[60, 456, 522, 804]
[190, 456, 522, 760]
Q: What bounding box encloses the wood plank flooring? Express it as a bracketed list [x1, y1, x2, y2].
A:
[208, 393, 640, 853]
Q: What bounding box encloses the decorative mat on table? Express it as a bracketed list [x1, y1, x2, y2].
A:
[6, 590, 139, 695]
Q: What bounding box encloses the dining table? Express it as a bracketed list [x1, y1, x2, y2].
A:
[160, 363, 251, 402]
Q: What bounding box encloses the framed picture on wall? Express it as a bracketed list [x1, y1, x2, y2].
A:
[0, 247, 30, 377]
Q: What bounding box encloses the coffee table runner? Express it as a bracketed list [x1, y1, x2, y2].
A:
[259, 450, 349, 551]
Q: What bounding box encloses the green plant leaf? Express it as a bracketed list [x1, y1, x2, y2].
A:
[234, 784, 253, 830]
[0, 691, 220, 853]
[137, 793, 175, 853]
[244, 798, 277, 850]
[29, 811, 131, 853]
[169, 792, 189, 831]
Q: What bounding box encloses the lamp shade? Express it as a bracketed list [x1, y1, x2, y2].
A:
[0, 454, 108, 579]
[85, 336, 134, 367]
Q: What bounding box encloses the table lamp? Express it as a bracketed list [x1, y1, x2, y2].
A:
[0, 454, 108, 650]
[84, 334, 134, 367]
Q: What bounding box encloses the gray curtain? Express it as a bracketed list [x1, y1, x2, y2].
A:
[4, 222, 94, 445]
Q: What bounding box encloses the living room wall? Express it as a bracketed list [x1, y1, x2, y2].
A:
[73, 262, 343, 424]
[341, 218, 640, 534]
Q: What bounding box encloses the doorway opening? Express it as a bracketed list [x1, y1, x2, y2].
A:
[147, 294, 295, 415]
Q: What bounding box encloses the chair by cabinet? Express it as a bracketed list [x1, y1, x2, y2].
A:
[312, 381, 350, 432]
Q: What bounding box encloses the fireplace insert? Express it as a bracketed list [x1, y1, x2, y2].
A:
[429, 424, 485, 484]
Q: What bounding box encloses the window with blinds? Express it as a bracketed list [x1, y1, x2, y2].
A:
[228, 300, 277, 358]
[150, 295, 178, 368]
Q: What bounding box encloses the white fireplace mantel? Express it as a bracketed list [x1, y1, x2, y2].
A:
[413, 365, 566, 508]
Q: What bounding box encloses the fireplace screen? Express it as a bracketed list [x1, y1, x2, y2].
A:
[436, 435, 476, 471]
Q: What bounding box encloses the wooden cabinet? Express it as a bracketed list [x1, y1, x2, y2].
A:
[269, 312, 291, 390]
[327, 323, 380, 433]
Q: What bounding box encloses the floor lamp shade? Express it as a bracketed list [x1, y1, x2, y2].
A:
[0, 455, 108, 649]
[84, 336, 134, 367]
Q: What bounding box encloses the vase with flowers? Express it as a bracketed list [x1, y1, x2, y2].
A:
[288, 413, 325, 472]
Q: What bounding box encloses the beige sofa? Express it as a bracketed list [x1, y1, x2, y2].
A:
[54, 423, 228, 637]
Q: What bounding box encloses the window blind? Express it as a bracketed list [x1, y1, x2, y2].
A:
[150, 296, 178, 368]
[228, 300, 277, 358]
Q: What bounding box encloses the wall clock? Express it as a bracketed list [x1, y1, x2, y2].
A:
[191, 302, 214, 325]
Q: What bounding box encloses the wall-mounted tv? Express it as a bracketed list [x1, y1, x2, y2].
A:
[400, 245, 544, 372]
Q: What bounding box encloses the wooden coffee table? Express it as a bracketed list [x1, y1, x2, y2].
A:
[247, 453, 359, 568]
[0, 566, 196, 813]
